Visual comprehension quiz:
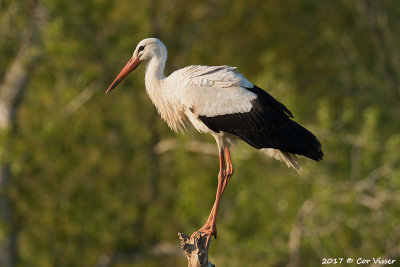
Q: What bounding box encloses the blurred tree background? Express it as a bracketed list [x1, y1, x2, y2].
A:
[0, 0, 399, 266]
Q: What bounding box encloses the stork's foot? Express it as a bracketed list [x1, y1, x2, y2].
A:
[195, 222, 217, 247]
[199, 224, 217, 238]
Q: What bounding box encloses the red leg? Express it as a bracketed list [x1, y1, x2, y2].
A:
[197, 146, 234, 247]
[197, 149, 225, 245]
[222, 147, 234, 191]
[204, 147, 234, 226]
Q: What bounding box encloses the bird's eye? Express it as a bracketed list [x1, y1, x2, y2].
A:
[138, 46, 145, 52]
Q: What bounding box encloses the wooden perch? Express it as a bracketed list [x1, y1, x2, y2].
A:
[178, 231, 215, 267]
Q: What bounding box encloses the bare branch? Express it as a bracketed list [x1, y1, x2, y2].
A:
[0, 45, 30, 128]
[0, 1, 47, 129]
[61, 80, 103, 117]
[287, 199, 315, 267]
[178, 232, 214, 267]
[355, 164, 393, 192]
[0, 2, 47, 266]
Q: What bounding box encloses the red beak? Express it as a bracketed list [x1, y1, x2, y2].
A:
[106, 56, 141, 94]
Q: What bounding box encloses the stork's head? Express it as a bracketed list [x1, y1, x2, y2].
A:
[106, 38, 167, 94]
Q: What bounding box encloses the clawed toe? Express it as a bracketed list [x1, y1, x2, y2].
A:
[199, 224, 217, 240]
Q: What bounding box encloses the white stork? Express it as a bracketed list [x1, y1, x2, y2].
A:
[106, 38, 323, 244]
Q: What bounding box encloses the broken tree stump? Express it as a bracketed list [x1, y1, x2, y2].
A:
[178, 231, 215, 267]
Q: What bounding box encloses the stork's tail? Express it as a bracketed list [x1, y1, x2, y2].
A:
[262, 148, 302, 172]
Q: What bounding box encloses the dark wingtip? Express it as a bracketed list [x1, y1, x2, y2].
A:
[311, 149, 324, 161]
[305, 139, 324, 161]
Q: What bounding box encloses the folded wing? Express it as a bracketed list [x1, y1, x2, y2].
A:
[177, 65, 323, 161]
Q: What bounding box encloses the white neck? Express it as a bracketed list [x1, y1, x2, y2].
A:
[145, 55, 167, 90]
[144, 54, 168, 119]
[139, 41, 188, 132]
[143, 53, 186, 132]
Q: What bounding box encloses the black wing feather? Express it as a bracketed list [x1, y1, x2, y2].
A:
[198, 85, 323, 161]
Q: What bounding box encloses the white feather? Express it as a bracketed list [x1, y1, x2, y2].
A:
[262, 148, 302, 172]
[173, 65, 257, 117]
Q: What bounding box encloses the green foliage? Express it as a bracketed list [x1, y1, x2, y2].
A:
[1, 0, 399, 266]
